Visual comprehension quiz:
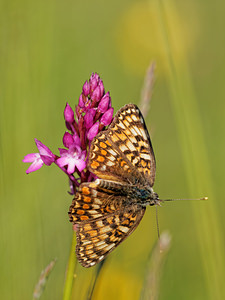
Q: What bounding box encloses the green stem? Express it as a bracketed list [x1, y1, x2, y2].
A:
[63, 232, 77, 300]
[86, 260, 105, 300]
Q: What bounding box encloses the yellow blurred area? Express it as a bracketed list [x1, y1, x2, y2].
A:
[94, 266, 142, 300]
[115, 1, 198, 75]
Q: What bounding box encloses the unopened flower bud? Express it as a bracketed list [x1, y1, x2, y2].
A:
[82, 81, 90, 96]
[98, 92, 110, 113]
[84, 111, 94, 129]
[87, 122, 99, 141]
[91, 86, 101, 102]
[63, 132, 74, 148]
[100, 107, 114, 126]
[64, 103, 74, 123]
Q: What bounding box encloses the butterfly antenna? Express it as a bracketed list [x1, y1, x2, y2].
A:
[155, 205, 160, 239]
[160, 197, 208, 202]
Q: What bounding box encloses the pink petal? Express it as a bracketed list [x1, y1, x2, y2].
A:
[57, 156, 69, 168]
[35, 139, 53, 157]
[26, 159, 43, 174]
[67, 160, 76, 174]
[23, 153, 39, 163]
[75, 159, 86, 172]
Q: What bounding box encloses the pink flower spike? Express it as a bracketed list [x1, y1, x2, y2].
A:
[100, 107, 114, 126]
[23, 153, 43, 174]
[64, 103, 74, 124]
[35, 139, 55, 166]
[82, 81, 90, 96]
[63, 132, 74, 148]
[87, 122, 99, 141]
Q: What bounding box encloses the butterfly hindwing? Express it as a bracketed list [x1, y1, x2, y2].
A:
[76, 204, 145, 267]
[69, 180, 124, 223]
[69, 180, 146, 267]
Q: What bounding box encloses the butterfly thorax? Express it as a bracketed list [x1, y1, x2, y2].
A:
[125, 185, 159, 207]
[94, 178, 159, 207]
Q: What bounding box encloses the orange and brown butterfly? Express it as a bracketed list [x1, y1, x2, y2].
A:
[68, 103, 161, 267]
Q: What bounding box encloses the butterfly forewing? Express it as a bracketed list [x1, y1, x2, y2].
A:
[88, 131, 136, 184]
[89, 104, 156, 186]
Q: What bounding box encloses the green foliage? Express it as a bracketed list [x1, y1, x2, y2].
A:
[1, 0, 224, 299]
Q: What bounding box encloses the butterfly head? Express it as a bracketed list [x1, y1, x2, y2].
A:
[149, 191, 161, 206]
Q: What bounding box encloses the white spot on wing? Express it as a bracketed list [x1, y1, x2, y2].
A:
[119, 226, 129, 233]
[92, 190, 97, 197]
[126, 140, 137, 152]
[131, 114, 138, 121]
[130, 127, 139, 136]
[105, 243, 115, 251]
[118, 122, 126, 129]
[140, 128, 147, 140]
[89, 210, 98, 214]
[123, 119, 130, 127]
[108, 155, 116, 161]
[100, 226, 111, 233]
[94, 198, 102, 205]
[133, 157, 139, 164]
[119, 144, 129, 152]
[129, 136, 137, 144]
[101, 165, 106, 171]
[126, 116, 132, 122]
[108, 149, 117, 156]
[92, 204, 100, 209]
[140, 153, 150, 160]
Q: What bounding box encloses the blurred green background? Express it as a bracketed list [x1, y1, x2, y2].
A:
[1, 0, 225, 299]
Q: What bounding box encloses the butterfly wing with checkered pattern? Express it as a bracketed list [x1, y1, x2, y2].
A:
[69, 180, 145, 267]
[69, 104, 155, 267]
[89, 104, 156, 186]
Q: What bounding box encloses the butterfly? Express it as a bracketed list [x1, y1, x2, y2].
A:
[68, 103, 162, 267]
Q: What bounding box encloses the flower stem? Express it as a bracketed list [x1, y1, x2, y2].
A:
[86, 260, 105, 300]
[63, 232, 77, 300]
